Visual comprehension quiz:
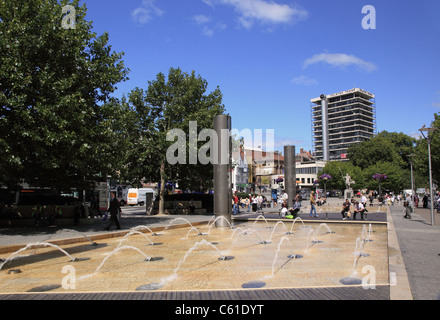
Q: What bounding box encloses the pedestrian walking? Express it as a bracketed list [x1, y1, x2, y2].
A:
[233, 193, 239, 215]
[404, 193, 413, 219]
[247, 194, 252, 212]
[74, 200, 85, 226]
[309, 191, 318, 218]
[257, 194, 263, 213]
[106, 191, 121, 230]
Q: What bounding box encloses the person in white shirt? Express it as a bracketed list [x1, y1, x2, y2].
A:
[361, 194, 368, 212]
[353, 201, 365, 220]
[257, 194, 263, 213]
[280, 207, 288, 218]
[252, 196, 258, 213]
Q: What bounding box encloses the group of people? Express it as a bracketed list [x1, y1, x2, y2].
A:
[29, 192, 122, 231]
[277, 191, 302, 219]
[233, 193, 265, 215]
[339, 198, 369, 221]
[31, 203, 64, 227]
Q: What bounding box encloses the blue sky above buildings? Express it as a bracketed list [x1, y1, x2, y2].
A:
[82, 0, 440, 152]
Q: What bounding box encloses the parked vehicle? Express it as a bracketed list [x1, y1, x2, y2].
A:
[127, 188, 156, 206]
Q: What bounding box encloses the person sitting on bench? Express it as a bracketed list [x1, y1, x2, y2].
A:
[341, 199, 351, 220]
[288, 199, 301, 219]
[353, 201, 366, 220]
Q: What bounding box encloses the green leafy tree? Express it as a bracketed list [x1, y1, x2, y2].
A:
[0, 0, 129, 190]
[348, 135, 402, 169]
[413, 113, 440, 187]
[346, 130, 416, 193]
[363, 162, 407, 194]
[127, 68, 225, 214]
[317, 161, 364, 191]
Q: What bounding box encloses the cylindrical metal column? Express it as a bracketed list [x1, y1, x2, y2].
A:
[320, 94, 329, 161]
[213, 115, 232, 227]
[284, 145, 296, 208]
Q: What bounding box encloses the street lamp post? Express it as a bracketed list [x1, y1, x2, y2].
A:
[407, 154, 416, 213]
[419, 126, 438, 227]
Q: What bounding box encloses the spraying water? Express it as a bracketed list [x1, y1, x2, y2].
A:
[207, 216, 234, 233]
[164, 217, 197, 230]
[288, 217, 306, 234]
[131, 225, 159, 236]
[269, 237, 298, 278]
[184, 226, 204, 238]
[157, 239, 230, 288]
[0, 242, 78, 270]
[78, 245, 153, 281]
[252, 215, 270, 228]
[117, 230, 156, 247]
[269, 221, 289, 242]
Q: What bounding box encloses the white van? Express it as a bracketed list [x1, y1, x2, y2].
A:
[127, 188, 156, 206]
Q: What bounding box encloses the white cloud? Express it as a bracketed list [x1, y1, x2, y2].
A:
[202, 26, 214, 36]
[193, 14, 211, 25]
[132, 0, 164, 25]
[432, 102, 440, 108]
[409, 131, 422, 140]
[303, 53, 378, 73]
[192, 14, 226, 36]
[205, 0, 308, 29]
[274, 137, 304, 149]
[291, 75, 318, 86]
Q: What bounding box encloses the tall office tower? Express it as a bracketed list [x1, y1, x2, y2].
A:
[311, 88, 376, 161]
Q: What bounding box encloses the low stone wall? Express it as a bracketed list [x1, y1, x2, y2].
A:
[0, 205, 92, 227]
[152, 200, 207, 215]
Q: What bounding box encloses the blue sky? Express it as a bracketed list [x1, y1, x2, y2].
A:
[82, 0, 440, 152]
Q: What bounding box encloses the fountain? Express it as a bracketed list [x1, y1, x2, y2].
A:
[0, 220, 388, 294]
[184, 226, 205, 238]
[165, 217, 198, 230]
[137, 239, 234, 291]
[269, 237, 301, 278]
[58, 229, 99, 246]
[268, 221, 289, 242]
[0, 242, 80, 271]
[287, 217, 306, 234]
[117, 230, 160, 247]
[316, 223, 333, 235]
[240, 228, 271, 244]
[78, 245, 161, 281]
[207, 216, 235, 233]
[131, 225, 160, 236]
[252, 215, 271, 228]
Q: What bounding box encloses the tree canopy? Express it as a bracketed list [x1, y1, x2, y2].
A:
[0, 0, 129, 190]
[318, 130, 418, 194]
[120, 67, 226, 214]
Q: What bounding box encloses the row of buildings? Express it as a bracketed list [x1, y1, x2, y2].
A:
[232, 88, 376, 194]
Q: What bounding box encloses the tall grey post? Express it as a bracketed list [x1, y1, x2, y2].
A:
[213, 115, 232, 227]
[320, 94, 330, 161]
[284, 145, 296, 208]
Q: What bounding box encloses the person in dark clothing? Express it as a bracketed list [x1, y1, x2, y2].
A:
[74, 201, 85, 226]
[106, 192, 121, 231]
[341, 199, 351, 220]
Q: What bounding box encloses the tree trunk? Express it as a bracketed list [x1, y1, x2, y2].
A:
[159, 161, 166, 215]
